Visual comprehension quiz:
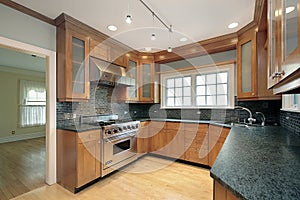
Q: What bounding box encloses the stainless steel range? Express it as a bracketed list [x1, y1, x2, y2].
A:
[101, 121, 139, 176]
[81, 114, 140, 177]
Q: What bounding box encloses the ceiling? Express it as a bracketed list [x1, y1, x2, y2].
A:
[0, 46, 46, 72]
[12, 0, 256, 52]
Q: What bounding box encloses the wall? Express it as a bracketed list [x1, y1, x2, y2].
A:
[0, 66, 46, 141]
[0, 4, 56, 51]
[280, 111, 300, 136]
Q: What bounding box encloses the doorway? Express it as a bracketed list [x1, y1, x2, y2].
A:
[0, 36, 56, 188]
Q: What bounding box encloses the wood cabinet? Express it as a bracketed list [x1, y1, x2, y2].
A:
[56, 18, 90, 102]
[208, 125, 230, 167]
[184, 123, 209, 165]
[267, 0, 300, 93]
[213, 180, 238, 200]
[125, 53, 159, 103]
[57, 129, 101, 192]
[137, 121, 150, 154]
[237, 28, 281, 100]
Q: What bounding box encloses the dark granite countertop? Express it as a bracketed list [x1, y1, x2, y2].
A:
[57, 124, 102, 132]
[210, 126, 300, 200]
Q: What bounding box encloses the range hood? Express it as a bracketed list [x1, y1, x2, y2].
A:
[89, 57, 135, 87]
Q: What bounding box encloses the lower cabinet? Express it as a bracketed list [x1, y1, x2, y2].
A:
[184, 123, 209, 165]
[214, 180, 238, 200]
[57, 129, 101, 192]
[137, 121, 231, 167]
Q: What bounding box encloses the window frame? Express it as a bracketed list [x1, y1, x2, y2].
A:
[160, 64, 235, 109]
[282, 94, 300, 113]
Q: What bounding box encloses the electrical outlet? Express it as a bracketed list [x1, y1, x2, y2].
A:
[12, 130, 15, 135]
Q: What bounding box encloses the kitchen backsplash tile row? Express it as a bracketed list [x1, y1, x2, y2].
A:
[280, 110, 300, 136]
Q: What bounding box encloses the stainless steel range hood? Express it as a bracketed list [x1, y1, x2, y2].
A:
[89, 57, 135, 87]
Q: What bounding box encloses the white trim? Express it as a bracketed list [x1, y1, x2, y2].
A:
[0, 132, 45, 144]
[0, 65, 45, 77]
[0, 36, 56, 185]
[160, 63, 235, 109]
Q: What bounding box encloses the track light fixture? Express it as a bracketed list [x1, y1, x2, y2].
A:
[151, 33, 156, 41]
[126, 15, 132, 24]
[167, 47, 172, 52]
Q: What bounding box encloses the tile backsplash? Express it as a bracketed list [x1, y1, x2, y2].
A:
[280, 110, 300, 136]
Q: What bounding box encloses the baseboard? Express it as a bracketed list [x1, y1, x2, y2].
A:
[0, 132, 45, 144]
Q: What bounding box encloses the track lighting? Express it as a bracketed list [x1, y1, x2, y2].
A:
[167, 47, 172, 52]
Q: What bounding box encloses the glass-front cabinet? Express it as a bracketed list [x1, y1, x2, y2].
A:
[139, 60, 154, 102]
[268, 0, 300, 91]
[237, 32, 257, 99]
[56, 14, 90, 102]
[126, 56, 139, 101]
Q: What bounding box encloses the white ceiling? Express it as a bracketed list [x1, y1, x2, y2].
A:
[12, 0, 256, 52]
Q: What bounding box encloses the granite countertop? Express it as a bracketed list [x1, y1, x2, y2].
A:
[57, 118, 232, 132]
[210, 126, 300, 200]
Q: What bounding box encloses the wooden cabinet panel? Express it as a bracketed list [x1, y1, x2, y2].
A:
[184, 124, 209, 165]
[57, 129, 101, 192]
[214, 180, 238, 200]
[89, 38, 109, 61]
[77, 140, 100, 187]
[208, 125, 230, 167]
[137, 122, 149, 154]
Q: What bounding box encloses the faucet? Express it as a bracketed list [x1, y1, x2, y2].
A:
[234, 106, 256, 124]
[255, 112, 266, 126]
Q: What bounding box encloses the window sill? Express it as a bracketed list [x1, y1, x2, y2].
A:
[160, 106, 235, 110]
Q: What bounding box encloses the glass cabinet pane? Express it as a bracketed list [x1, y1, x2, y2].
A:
[283, 0, 298, 59]
[72, 37, 85, 94]
[241, 41, 252, 93]
[127, 60, 138, 99]
[142, 63, 151, 98]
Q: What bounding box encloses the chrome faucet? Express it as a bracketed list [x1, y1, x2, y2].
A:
[255, 112, 266, 126]
[234, 106, 256, 124]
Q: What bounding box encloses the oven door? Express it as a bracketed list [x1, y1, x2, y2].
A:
[103, 134, 137, 170]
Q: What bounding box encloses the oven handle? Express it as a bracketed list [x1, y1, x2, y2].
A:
[105, 134, 136, 144]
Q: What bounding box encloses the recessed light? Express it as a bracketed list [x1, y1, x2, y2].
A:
[286, 6, 295, 14]
[145, 47, 152, 52]
[180, 37, 188, 42]
[107, 25, 118, 31]
[228, 22, 239, 29]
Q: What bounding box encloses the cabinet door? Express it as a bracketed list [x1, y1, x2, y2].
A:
[184, 124, 209, 165]
[139, 60, 154, 102]
[137, 121, 149, 154]
[165, 122, 185, 159]
[281, 0, 300, 78]
[69, 31, 89, 100]
[237, 32, 257, 98]
[208, 125, 230, 167]
[126, 57, 139, 101]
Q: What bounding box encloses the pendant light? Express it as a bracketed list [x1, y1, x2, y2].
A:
[167, 25, 172, 52]
[150, 12, 156, 40]
[126, 0, 132, 24]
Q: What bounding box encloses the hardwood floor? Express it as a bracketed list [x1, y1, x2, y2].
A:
[13, 156, 213, 200]
[0, 137, 46, 200]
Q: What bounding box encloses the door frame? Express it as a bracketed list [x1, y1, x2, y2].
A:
[0, 36, 56, 185]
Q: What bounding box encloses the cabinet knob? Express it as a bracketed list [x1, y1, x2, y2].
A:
[272, 71, 285, 79]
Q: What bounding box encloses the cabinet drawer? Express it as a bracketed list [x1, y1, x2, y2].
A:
[148, 121, 166, 130]
[166, 122, 183, 130]
[77, 130, 100, 143]
[184, 123, 208, 132]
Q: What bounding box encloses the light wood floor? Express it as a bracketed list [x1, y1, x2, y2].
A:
[0, 137, 46, 200]
[13, 156, 213, 200]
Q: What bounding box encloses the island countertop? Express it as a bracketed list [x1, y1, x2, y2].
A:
[210, 126, 300, 200]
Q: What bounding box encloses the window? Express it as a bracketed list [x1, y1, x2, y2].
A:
[161, 64, 234, 109]
[19, 80, 46, 127]
[282, 94, 300, 112]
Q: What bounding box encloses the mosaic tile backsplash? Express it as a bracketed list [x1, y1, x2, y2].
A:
[280, 110, 300, 136]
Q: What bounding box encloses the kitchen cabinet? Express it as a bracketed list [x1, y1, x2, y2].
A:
[57, 129, 101, 192]
[56, 18, 90, 102]
[137, 121, 150, 154]
[213, 180, 238, 200]
[125, 53, 159, 103]
[148, 121, 167, 154]
[267, 0, 300, 93]
[183, 123, 209, 165]
[208, 125, 230, 167]
[237, 28, 281, 100]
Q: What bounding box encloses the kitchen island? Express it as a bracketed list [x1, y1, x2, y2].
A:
[210, 126, 300, 200]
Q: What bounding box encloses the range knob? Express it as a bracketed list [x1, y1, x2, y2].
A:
[131, 125, 136, 129]
[105, 130, 112, 135]
[118, 127, 123, 132]
[135, 124, 139, 128]
[127, 125, 131, 130]
[112, 129, 118, 134]
[123, 126, 127, 130]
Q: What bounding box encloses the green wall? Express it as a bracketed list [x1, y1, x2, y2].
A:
[0, 4, 56, 51]
[0, 66, 46, 139]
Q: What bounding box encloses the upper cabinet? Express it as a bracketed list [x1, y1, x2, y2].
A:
[125, 53, 159, 103]
[237, 27, 281, 100]
[268, 0, 300, 93]
[56, 17, 90, 102]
